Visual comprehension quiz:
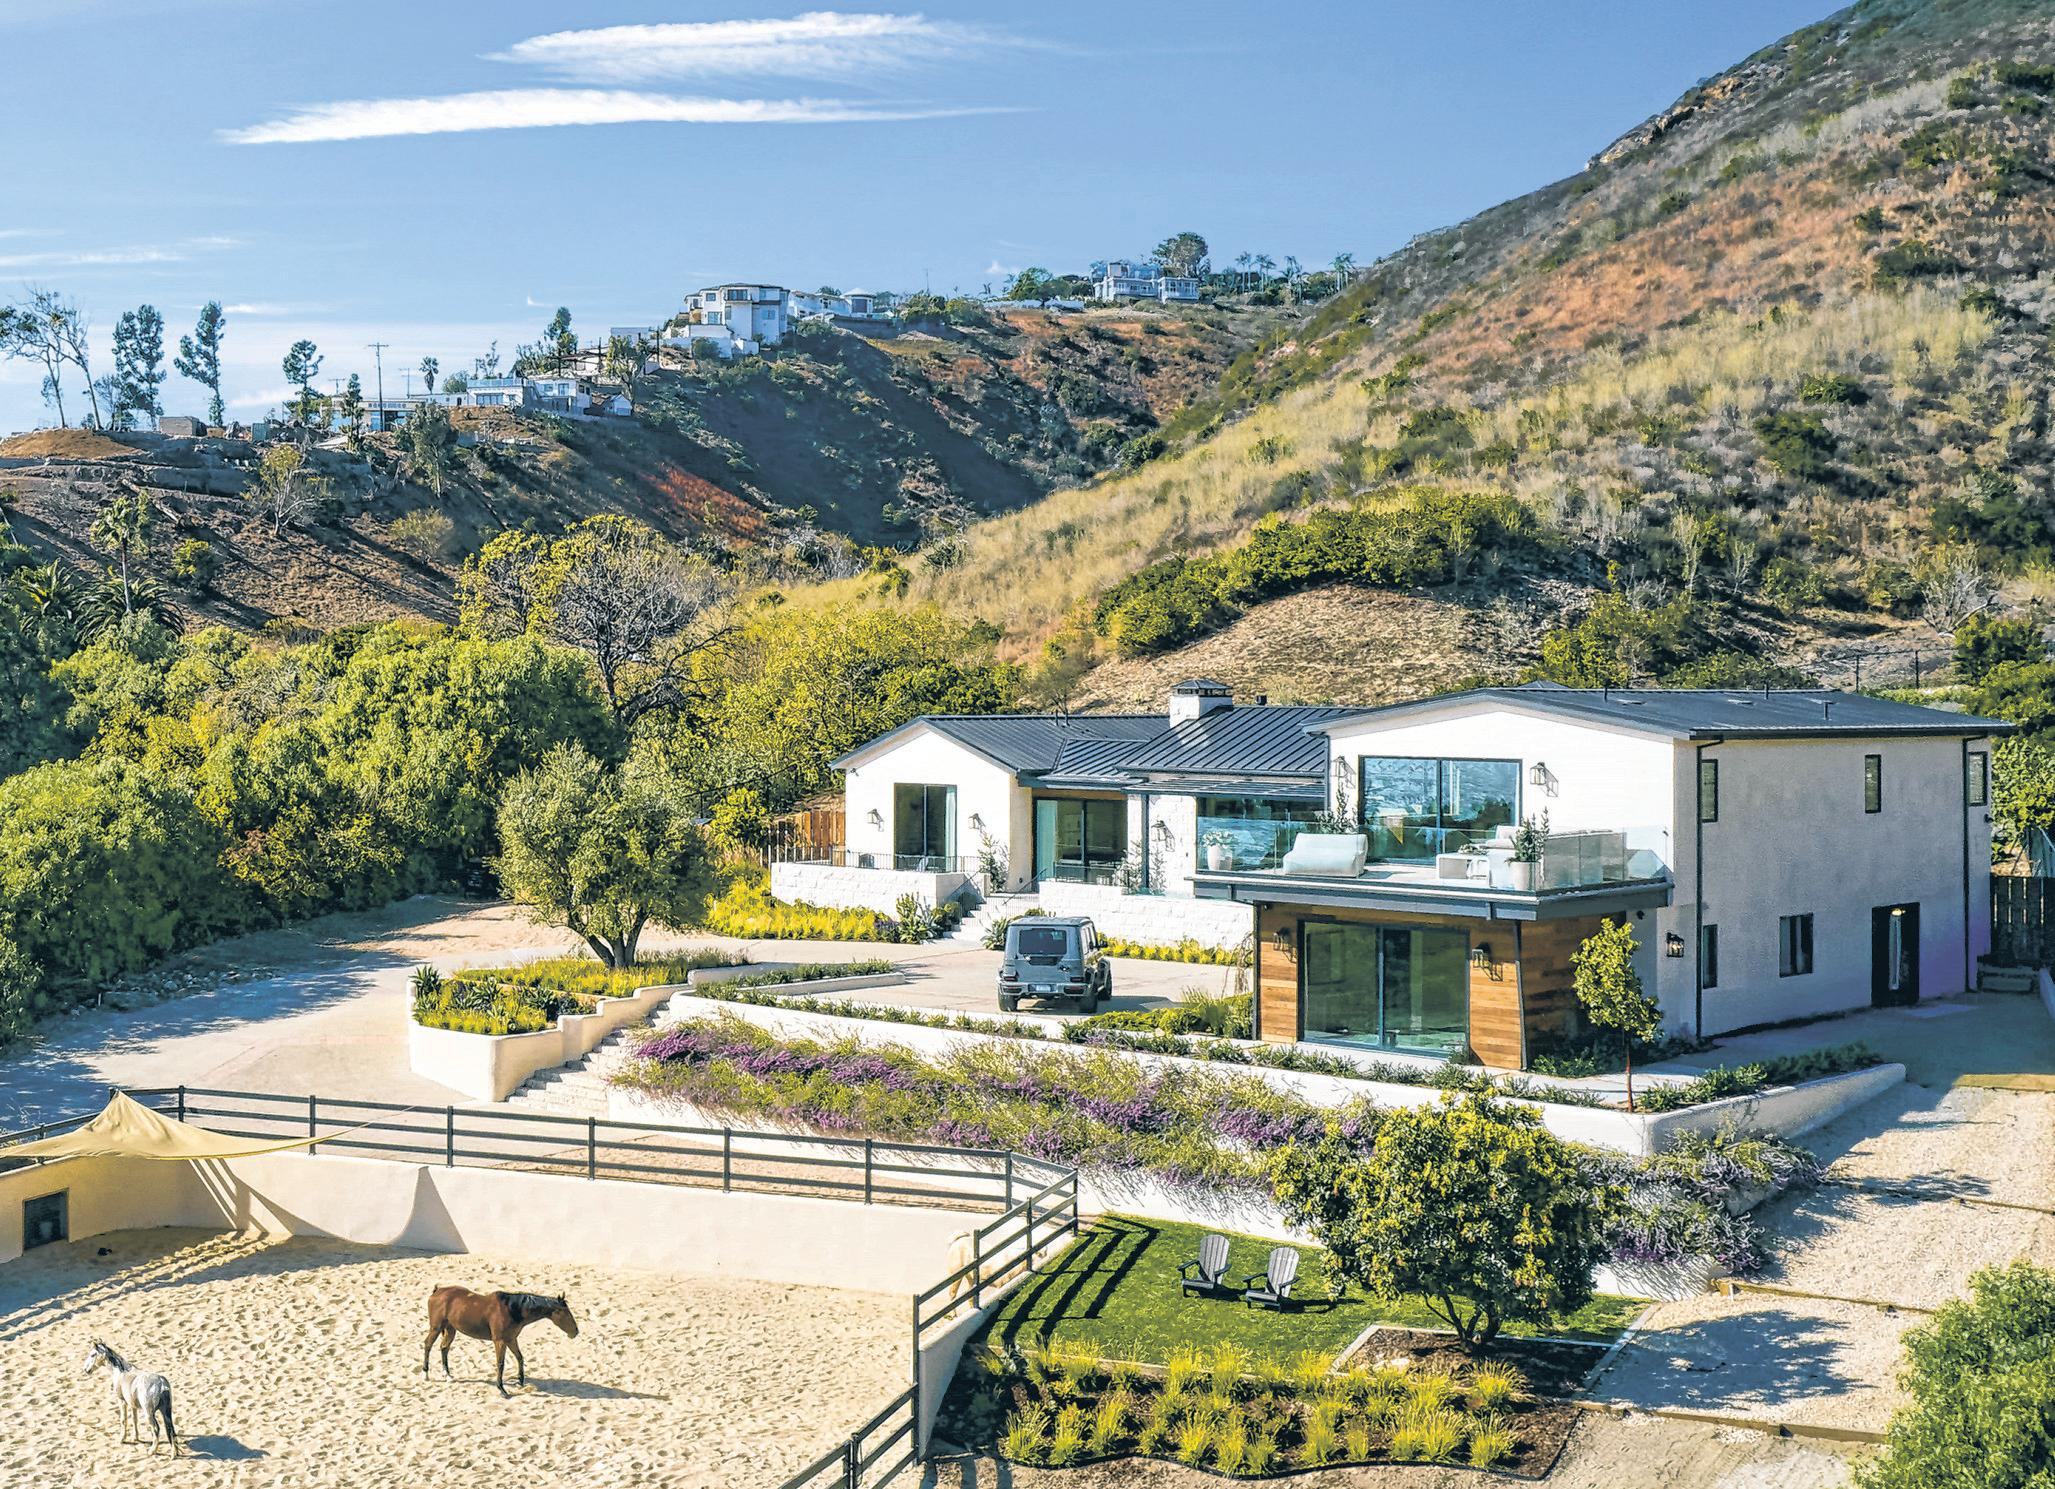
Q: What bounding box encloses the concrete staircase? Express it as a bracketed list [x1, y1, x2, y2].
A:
[944, 891, 1039, 947]
[1977, 961, 2040, 995]
[505, 1027, 642, 1117]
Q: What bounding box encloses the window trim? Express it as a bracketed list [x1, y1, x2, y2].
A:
[1864, 753, 1883, 815]
[1698, 758, 1720, 824]
[1967, 750, 1989, 808]
[1778, 913, 1815, 978]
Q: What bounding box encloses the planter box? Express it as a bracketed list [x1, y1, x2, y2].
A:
[407, 980, 685, 1103]
[685, 966, 910, 998]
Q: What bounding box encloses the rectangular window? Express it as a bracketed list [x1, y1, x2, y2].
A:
[1967, 750, 1989, 807]
[1357, 756, 1520, 860]
[1033, 798, 1127, 885]
[1700, 925, 1719, 989]
[1864, 754, 1883, 814]
[1698, 758, 1720, 823]
[891, 784, 956, 869]
[1779, 913, 1814, 977]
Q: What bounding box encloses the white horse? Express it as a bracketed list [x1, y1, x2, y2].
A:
[83, 1340, 179, 1456]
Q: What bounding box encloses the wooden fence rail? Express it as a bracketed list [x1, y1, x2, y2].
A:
[1990, 875, 2055, 968]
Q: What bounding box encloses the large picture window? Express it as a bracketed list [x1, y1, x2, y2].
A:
[1034, 798, 1127, 885]
[892, 784, 957, 869]
[1195, 796, 1325, 872]
[1301, 922, 1469, 1054]
[1356, 756, 1519, 860]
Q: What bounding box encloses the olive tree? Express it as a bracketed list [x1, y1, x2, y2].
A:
[1272, 1093, 1617, 1350]
[1571, 918, 1662, 1111]
[494, 743, 700, 968]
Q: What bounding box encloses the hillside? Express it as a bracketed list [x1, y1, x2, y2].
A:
[0, 303, 1276, 634]
[799, 0, 2055, 703]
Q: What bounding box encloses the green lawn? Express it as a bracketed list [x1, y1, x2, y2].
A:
[978, 1216, 1640, 1365]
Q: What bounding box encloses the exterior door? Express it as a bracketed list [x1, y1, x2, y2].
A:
[1871, 904, 1919, 1007]
[1299, 921, 1469, 1054]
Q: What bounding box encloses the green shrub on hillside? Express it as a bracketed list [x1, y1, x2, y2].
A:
[1093, 490, 1546, 657]
[1873, 239, 1963, 284]
[1753, 410, 1839, 483]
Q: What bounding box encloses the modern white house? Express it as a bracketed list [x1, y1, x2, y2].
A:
[679, 284, 789, 353]
[1094, 261, 1202, 303]
[772, 681, 2008, 1069]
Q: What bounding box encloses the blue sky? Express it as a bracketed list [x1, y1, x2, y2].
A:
[0, 0, 1841, 431]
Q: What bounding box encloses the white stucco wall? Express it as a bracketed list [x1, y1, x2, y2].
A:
[0, 1150, 969, 1294]
[408, 981, 680, 1102]
[842, 727, 1031, 891]
[770, 862, 969, 916]
[1035, 880, 1253, 949]
[1692, 734, 1993, 1032]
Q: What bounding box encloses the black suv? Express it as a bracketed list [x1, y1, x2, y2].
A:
[998, 916, 1112, 1012]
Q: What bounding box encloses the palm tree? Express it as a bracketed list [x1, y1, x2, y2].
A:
[1283, 256, 1304, 306]
[18, 560, 82, 647]
[1234, 252, 1253, 295]
[87, 487, 153, 617]
[1330, 253, 1356, 295]
[1252, 254, 1276, 289]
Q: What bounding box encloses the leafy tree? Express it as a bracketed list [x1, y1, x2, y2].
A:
[1955, 611, 2044, 684]
[1272, 1094, 1617, 1349]
[338, 373, 367, 445]
[1152, 231, 1210, 278]
[1993, 736, 2055, 864]
[474, 341, 500, 379]
[495, 743, 700, 967]
[546, 306, 575, 370]
[175, 301, 228, 426]
[251, 444, 331, 534]
[110, 304, 167, 430]
[706, 786, 771, 862]
[1571, 919, 1661, 1110]
[88, 487, 154, 619]
[404, 399, 461, 496]
[0, 289, 100, 428]
[1007, 267, 1056, 300]
[1858, 1261, 2055, 1489]
[0, 933, 37, 1047]
[282, 339, 324, 424]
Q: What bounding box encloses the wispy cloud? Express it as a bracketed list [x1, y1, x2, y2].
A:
[490, 12, 1019, 85]
[224, 89, 1004, 145]
[0, 244, 191, 271]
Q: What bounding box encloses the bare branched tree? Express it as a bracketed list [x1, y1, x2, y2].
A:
[549, 518, 733, 726]
[252, 444, 330, 535]
[1919, 545, 1996, 637]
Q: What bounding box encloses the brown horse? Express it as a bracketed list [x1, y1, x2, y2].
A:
[422, 1286, 578, 1396]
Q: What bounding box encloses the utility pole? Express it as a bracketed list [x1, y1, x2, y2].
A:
[366, 341, 388, 428]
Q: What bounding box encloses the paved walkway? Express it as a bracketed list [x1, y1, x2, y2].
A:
[1592, 992, 2055, 1437]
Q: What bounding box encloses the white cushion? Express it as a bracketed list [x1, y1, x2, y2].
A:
[1281, 833, 1369, 877]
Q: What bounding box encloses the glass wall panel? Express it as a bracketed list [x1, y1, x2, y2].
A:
[1195, 796, 1325, 872]
[892, 784, 956, 867]
[1357, 757, 1519, 859]
[1033, 797, 1127, 884]
[1300, 921, 1469, 1054]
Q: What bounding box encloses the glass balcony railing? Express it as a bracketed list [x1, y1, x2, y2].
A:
[1200, 825, 1673, 893]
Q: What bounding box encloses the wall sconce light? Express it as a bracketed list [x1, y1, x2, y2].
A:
[865, 808, 883, 829]
[1152, 820, 1174, 843]
[1664, 931, 1686, 958]
[969, 812, 985, 832]
[1528, 761, 1558, 797]
[1271, 928, 1293, 956]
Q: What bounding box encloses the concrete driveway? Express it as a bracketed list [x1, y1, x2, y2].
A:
[0, 900, 1237, 1127]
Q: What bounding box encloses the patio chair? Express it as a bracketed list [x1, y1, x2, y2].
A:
[1279, 834, 1368, 877]
[1242, 1246, 1301, 1311]
[1177, 1232, 1233, 1298]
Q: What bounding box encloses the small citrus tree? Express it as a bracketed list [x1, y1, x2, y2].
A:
[1859, 1261, 2055, 1489]
[1272, 1093, 1618, 1350]
[1572, 919, 1662, 1111]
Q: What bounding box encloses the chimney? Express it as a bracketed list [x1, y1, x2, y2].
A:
[1169, 679, 1233, 726]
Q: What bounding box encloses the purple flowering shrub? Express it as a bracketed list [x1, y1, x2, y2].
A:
[1589, 1121, 1823, 1276]
[624, 1013, 1378, 1192]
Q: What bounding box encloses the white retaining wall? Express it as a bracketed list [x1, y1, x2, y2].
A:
[0, 1149, 968, 1295]
[1036, 881, 1253, 950]
[772, 861, 971, 916]
[408, 980, 682, 1102]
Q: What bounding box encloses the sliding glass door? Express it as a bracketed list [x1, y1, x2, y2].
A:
[1357, 756, 1519, 860]
[1300, 921, 1469, 1054]
[1033, 797, 1127, 884]
[892, 784, 956, 868]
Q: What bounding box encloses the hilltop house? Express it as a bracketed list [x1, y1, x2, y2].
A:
[1094, 261, 1201, 303]
[671, 283, 790, 358]
[772, 681, 2007, 1068]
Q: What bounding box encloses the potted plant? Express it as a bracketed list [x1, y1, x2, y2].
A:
[1202, 830, 1237, 872]
[1507, 812, 1548, 892]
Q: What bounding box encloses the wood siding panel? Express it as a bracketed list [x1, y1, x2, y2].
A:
[1517, 916, 1608, 1056]
[1255, 905, 1300, 1043]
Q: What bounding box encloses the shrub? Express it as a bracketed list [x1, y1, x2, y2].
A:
[982, 909, 1047, 949]
[1858, 1261, 2055, 1489]
[1955, 612, 2045, 685]
[1098, 935, 1243, 966]
[1798, 373, 1867, 406]
[388, 508, 456, 562]
[701, 877, 884, 941]
[169, 538, 219, 591]
[1754, 410, 1838, 483]
[1873, 239, 1963, 284]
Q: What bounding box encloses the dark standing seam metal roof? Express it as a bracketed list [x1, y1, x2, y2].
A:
[830, 713, 1170, 775]
[1120, 705, 1359, 777]
[1310, 682, 2014, 741]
